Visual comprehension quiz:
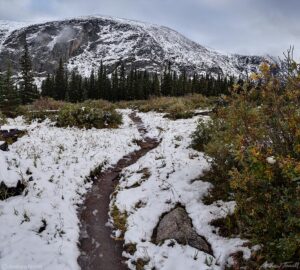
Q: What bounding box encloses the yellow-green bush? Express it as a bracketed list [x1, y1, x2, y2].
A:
[82, 99, 117, 111]
[24, 110, 58, 123]
[193, 61, 300, 263]
[24, 97, 67, 111]
[18, 97, 67, 123]
[192, 119, 214, 152]
[117, 94, 210, 119]
[56, 103, 122, 129]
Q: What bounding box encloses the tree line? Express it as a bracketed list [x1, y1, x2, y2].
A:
[0, 37, 239, 115]
[0, 37, 39, 116]
[41, 60, 236, 102]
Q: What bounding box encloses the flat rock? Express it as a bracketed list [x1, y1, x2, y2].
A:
[154, 206, 212, 255]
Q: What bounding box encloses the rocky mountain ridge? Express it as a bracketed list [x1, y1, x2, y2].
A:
[0, 16, 269, 78]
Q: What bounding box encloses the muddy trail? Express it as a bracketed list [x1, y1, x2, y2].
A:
[78, 112, 160, 270]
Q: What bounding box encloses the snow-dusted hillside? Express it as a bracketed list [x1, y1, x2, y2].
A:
[0, 16, 267, 77]
[0, 20, 30, 50]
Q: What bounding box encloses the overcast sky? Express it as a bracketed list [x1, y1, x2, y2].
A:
[0, 0, 299, 58]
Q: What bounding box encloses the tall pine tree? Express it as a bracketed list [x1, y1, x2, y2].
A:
[41, 73, 54, 97]
[0, 66, 20, 116]
[19, 36, 38, 104]
[54, 58, 67, 100]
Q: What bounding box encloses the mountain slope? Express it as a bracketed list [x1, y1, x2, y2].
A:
[0, 16, 267, 77]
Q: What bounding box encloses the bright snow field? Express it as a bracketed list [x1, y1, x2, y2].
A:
[112, 112, 251, 270]
[0, 110, 141, 270]
[0, 110, 252, 270]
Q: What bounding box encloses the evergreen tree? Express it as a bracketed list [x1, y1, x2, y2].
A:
[96, 61, 104, 99]
[191, 73, 198, 93]
[161, 62, 173, 96]
[89, 69, 96, 99]
[19, 36, 38, 104]
[119, 63, 126, 100]
[127, 68, 134, 100]
[68, 70, 82, 102]
[41, 73, 54, 97]
[64, 70, 69, 99]
[0, 67, 20, 116]
[82, 78, 89, 100]
[181, 69, 187, 95]
[134, 70, 144, 100]
[111, 68, 119, 101]
[102, 67, 111, 100]
[151, 72, 160, 96]
[40, 57, 236, 103]
[54, 58, 66, 100]
[142, 70, 151, 99]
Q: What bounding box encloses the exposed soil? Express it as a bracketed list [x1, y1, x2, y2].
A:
[78, 112, 160, 270]
[0, 129, 27, 151]
[0, 181, 26, 200]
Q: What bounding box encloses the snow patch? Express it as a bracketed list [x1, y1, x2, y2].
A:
[0, 110, 141, 270]
[113, 112, 250, 269]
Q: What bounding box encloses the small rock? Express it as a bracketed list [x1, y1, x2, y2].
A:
[0, 141, 8, 151]
[154, 206, 213, 255]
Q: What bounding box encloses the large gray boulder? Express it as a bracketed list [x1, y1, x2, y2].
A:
[154, 206, 212, 255]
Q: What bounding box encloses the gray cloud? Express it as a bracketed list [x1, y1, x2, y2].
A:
[0, 0, 299, 58]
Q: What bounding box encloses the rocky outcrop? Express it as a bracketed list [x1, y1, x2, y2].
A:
[154, 206, 213, 255]
[0, 16, 269, 78]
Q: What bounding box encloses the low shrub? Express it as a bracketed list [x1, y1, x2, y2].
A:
[26, 97, 67, 111]
[56, 104, 122, 129]
[164, 100, 194, 119]
[116, 100, 146, 110]
[193, 58, 300, 263]
[18, 98, 67, 123]
[210, 214, 240, 237]
[191, 119, 214, 152]
[117, 94, 211, 119]
[192, 115, 238, 203]
[82, 99, 116, 111]
[24, 110, 58, 123]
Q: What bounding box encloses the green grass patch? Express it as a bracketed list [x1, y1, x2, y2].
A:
[111, 204, 128, 239]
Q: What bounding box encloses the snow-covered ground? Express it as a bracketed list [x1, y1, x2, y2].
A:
[112, 112, 251, 270]
[0, 110, 141, 270]
[0, 20, 31, 50]
[0, 110, 251, 270]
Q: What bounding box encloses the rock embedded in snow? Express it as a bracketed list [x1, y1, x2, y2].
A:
[154, 206, 212, 255]
[0, 141, 8, 151]
[114, 112, 250, 269]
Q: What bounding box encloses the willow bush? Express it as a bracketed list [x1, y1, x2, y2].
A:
[56, 103, 122, 129]
[193, 57, 300, 263]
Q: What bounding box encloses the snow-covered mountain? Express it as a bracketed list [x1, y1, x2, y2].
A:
[0, 16, 268, 77]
